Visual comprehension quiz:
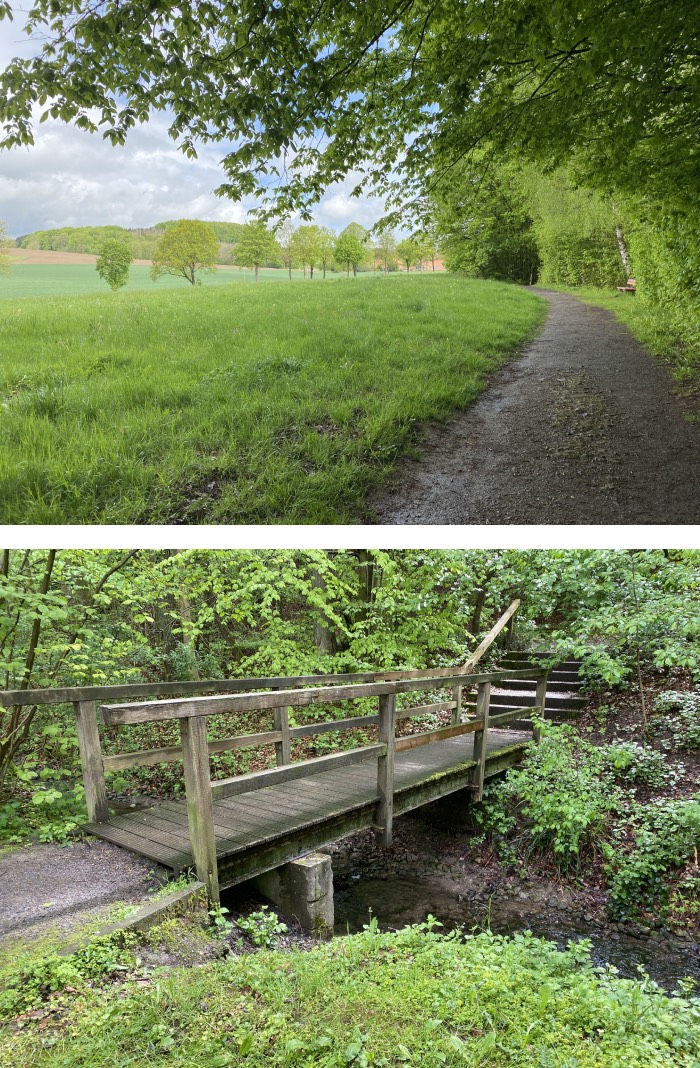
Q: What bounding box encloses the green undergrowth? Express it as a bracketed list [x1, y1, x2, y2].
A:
[3, 921, 700, 1068]
[0, 275, 545, 523]
[475, 723, 700, 925]
[554, 286, 700, 384]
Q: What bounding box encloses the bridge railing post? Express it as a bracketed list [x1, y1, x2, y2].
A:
[270, 686, 292, 766]
[451, 683, 462, 726]
[74, 699, 109, 824]
[533, 671, 548, 744]
[470, 682, 491, 801]
[180, 714, 220, 904]
[375, 692, 396, 847]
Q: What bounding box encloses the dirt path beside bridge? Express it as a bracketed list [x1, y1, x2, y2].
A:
[369, 289, 700, 524]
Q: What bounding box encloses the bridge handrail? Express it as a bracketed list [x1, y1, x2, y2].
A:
[100, 667, 545, 725]
[98, 665, 547, 903]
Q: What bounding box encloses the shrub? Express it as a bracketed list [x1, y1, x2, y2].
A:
[603, 741, 682, 788]
[475, 726, 623, 869]
[236, 906, 288, 949]
[607, 797, 700, 920]
[654, 689, 700, 749]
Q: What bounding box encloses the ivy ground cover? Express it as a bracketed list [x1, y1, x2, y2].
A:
[0, 275, 544, 523]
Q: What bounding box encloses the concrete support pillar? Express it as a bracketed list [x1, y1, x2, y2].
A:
[251, 852, 334, 936]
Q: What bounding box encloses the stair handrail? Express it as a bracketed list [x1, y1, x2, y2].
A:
[458, 598, 520, 676]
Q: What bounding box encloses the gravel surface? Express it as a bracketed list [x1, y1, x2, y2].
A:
[0, 840, 168, 940]
[368, 289, 700, 524]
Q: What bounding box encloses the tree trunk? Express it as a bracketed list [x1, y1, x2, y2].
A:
[310, 266, 314, 279]
[255, 264, 259, 281]
[615, 225, 632, 276]
[311, 566, 337, 655]
[352, 265, 357, 277]
[288, 263, 292, 280]
[470, 587, 487, 637]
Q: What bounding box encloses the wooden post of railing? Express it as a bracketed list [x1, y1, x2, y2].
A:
[470, 682, 491, 801]
[180, 715, 220, 904]
[73, 700, 109, 823]
[533, 671, 548, 744]
[375, 692, 396, 847]
[274, 705, 292, 765]
[451, 684, 462, 726]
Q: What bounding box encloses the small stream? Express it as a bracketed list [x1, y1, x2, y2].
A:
[333, 871, 700, 993]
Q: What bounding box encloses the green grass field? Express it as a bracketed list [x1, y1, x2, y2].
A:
[1, 263, 312, 298]
[0, 274, 545, 523]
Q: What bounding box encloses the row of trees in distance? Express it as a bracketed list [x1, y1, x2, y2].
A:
[87, 218, 442, 289]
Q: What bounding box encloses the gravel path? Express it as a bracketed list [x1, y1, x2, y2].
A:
[369, 290, 700, 524]
[0, 840, 167, 940]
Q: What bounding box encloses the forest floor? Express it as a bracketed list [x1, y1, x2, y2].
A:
[369, 289, 700, 524]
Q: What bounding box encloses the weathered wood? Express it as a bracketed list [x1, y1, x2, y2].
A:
[102, 668, 545, 726]
[488, 706, 532, 728]
[469, 683, 491, 801]
[533, 673, 548, 744]
[211, 744, 385, 800]
[460, 599, 520, 674]
[375, 693, 396, 847]
[394, 719, 482, 753]
[398, 700, 457, 721]
[102, 730, 283, 771]
[180, 716, 219, 904]
[451, 685, 462, 726]
[274, 705, 292, 766]
[73, 700, 109, 823]
[290, 713, 379, 737]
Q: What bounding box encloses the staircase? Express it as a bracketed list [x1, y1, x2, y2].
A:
[488, 651, 587, 729]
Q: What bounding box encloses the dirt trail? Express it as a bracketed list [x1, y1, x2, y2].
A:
[0, 840, 167, 941]
[369, 290, 700, 524]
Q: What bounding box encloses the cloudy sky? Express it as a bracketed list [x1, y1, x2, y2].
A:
[0, 28, 384, 238]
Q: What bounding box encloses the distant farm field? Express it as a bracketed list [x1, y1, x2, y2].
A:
[1, 260, 311, 298]
[0, 275, 545, 523]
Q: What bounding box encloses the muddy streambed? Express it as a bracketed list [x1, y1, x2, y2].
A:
[329, 817, 700, 992]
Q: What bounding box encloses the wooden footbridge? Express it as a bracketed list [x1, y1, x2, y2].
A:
[2, 603, 581, 904]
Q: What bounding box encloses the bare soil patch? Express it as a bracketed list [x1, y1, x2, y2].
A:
[369, 289, 700, 524]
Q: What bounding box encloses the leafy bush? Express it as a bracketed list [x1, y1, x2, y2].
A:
[236, 906, 288, 949]
[475, 726, 623, 868]
[607, 797, 700, 920]
[603, 741, 681, 788]
[2, 762, 87, 843]
[654, 689, 700, 749]
[0, 936, 134, 1020]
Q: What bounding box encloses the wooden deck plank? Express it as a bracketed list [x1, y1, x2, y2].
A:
[89, 732, 531, 872]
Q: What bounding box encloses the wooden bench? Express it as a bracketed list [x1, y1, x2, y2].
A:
[617, 277, 636, 293]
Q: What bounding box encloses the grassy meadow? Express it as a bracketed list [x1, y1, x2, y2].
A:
[0, 274, 545, 523]
[0, 263, 310, 299]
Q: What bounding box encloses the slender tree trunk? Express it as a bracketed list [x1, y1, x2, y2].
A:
[346, 264, 350, 277]
[470, 588, 487, 636]
[352, 265, 357, 277]
[311, 566, 337, 655]
[615, 225, 632, 276]
[288, 263, 292, 280]
[310, 266, 314, 279]
[255, 264, 259, 281]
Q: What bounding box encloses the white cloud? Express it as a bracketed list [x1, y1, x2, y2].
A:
[0, 111, 385, 237]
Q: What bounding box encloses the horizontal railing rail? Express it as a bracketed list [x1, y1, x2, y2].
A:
[100, 668, 542, 726]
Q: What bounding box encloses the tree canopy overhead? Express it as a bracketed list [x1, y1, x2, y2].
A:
[1, 2, 696, 219]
